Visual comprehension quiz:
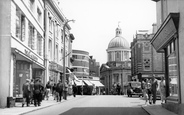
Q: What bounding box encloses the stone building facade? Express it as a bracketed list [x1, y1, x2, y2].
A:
[100, 25, 131, 95]
[130, 30, 165, 82]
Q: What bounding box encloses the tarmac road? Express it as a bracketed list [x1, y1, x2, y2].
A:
[23, 95, 149, 115]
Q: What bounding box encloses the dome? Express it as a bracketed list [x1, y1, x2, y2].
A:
[108, 26, 129, 49]
[108, 36, 129, 49]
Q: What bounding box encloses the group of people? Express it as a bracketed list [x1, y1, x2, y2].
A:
[142, 75, 166, 106]
[22, 78, 78, 107]
[22, 78, 44, 107]
[111, 82, 121, 95]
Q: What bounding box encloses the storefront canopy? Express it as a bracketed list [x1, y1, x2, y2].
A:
[151, 13, 179, 53]
[89, 80, 104, 87]
[83, 80, 93, 86]
[74, 80, 83, 86]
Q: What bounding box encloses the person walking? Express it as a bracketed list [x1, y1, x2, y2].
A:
[52, 83, 57, 100]
[160, 76, 166, 103]
[56, 80, 63, 102]
[22, 79, 31, 107]
[147, 79, 152, 104]
[72, 83, 77, 97]
[30, 79, 34, 104]
[151, 75, 158, 104]
[33, 78, 42, 107]
[116, 83, 121, 95]
[63, 80, 68, 100]
[143, 79, 149, 105]
[45, 81, 51, 100]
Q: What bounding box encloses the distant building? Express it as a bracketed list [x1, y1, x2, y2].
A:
[89, 56, 100, 77]
[130, 29, 165, 82]
[100, 25, 131, 95]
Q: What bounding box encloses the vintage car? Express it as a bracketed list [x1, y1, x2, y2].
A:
[127, 81, 143, 97]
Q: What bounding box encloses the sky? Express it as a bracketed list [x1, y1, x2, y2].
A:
[59, 0, 156, 65]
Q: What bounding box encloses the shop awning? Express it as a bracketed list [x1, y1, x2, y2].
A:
[151, 13, 179, 53]
[89, 80, 104, 87]
[83, 80, 93, 86]
[74, 80, 83, 86]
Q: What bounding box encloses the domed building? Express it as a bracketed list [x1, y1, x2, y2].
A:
[100, 25, 131, 95]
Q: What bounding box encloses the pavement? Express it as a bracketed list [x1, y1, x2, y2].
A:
[0, 95, 178, 115]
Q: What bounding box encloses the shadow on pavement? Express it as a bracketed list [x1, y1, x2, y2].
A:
[60, 107, 149, 115]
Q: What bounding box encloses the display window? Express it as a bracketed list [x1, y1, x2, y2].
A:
[167, 39, 178, 97]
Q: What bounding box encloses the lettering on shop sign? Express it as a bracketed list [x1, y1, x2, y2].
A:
[25, 49, 38, 62]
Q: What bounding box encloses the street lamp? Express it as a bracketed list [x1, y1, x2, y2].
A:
[63, 19, 75, 84]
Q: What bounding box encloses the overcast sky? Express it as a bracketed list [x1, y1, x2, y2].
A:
[59, 0, 156, 65]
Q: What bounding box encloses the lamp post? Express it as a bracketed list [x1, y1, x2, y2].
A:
[63, 19, 75, 84]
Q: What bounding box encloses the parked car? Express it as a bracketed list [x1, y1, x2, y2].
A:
[127, 81, 143, 97]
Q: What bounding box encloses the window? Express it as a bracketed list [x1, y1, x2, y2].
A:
[143, 58, 151, 71]
[16, 7, 25, 41]
[37, 8, 42, 24]
[73, 55, 77, 59]
[115, 51, 121, 61]
[29, 0, 35, 13]
[37, 33, 43, 56]
[28, 22, 36, 50]
[108, 52, 112, 61]
[61, 29, 63, 42]
[56, 44, 58, 62]
[49, 39, 52, 60]
[143, 42, 151, 52]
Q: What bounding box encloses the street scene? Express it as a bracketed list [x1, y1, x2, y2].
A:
[0, 0, 184, 115]
[1, 95, 159, 115]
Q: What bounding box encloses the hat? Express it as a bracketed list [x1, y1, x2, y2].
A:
[26, 79, 30, 82]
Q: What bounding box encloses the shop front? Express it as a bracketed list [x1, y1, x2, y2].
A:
[151, 13, 183, 114]
[49, 61, 63, 85]
[11, 48, 45, 98]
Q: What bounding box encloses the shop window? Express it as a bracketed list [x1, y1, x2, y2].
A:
[16, 7, 25, 42]
[167, 40, 178, 97]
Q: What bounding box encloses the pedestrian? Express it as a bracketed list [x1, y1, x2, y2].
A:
[45, 81, 51, 100]
[30, 79, 34, 104]
[159, 76, 166, 104]
[92, 84, 96, 95]
[33, 78, 42, 107]
[147, 79, 152, 104]
[116, 83, 121, 95]
[52, 83, 57, 100]
[22, 79, 31, 107]
[56, 80, 63, 102]
[72, 83, 77, 97]
[143, 79, 149, 105]
[63, 80, 68, 100]
[151, 75, 158, 104]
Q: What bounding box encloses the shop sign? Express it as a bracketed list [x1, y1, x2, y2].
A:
[49, 63, 57, 71]
[25, 49, 38, 62]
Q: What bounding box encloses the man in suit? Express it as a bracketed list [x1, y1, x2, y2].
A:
[33, 78, 42, 106]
